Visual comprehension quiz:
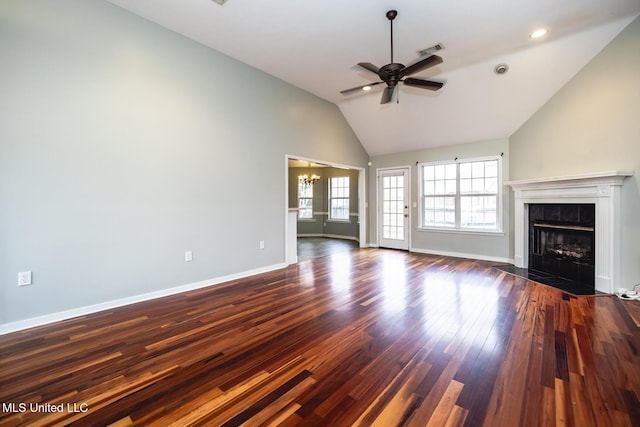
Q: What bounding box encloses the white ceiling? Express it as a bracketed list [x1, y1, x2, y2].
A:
[288, 159, 328, 169]
[108, 0, 640, 156]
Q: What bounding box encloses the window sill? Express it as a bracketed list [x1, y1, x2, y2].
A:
[416, 226, 504, 236]
[327, 219, 351, 224]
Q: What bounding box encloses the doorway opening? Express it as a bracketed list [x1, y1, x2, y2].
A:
[285, 155, 366, 264]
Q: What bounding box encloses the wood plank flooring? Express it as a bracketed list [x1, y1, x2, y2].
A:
[1, 249, 639, 426]
[296, 237, 358, 261]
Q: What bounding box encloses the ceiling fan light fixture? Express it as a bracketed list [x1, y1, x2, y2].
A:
[362, 86, 372, 91]
[529, 28, 548, 39]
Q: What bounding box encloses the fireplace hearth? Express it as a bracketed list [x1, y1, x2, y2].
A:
[529, 204, 595, 289]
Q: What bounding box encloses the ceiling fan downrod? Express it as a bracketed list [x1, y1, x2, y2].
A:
[387, 10, 397, 64]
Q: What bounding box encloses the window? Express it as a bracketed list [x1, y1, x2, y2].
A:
[421, 157, 501, 232]
[329, 176, 350, 220]
[297, 181, 313, 219]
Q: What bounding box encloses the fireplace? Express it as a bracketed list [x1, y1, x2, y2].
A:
[507, 171, 632, 294]
[529, 204, 595, 288]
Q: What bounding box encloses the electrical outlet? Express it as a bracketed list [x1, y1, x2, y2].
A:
[185, 251, 193, 262]
[259, 241, 265, 249]
[18, 271, 32, 286]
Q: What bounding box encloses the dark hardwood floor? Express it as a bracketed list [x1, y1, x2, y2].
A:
[296, 237, 358, 261]
[1, 249, 639, 426]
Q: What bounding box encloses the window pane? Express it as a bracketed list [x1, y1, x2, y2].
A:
[298, 208, 312, 219]
[298, 192, 313, 219]
[424, 180, 435, 195]
[299, 198, 312, 209]
[298, 182, 312, 198]
[472, 178, 485, 193]
[445, 164, 457, 179]
[331, 199, 349, 220]
[460, 195, 497, 229]
[423, 195, 455, 227]
[486, 177, 498, 193]
[485, 195, 496, 210]
[472, 162, 484, 177]
[460, 178, 472, 194]
[445, 179, 456, 194]
[423, 166, 434, 180]
[460, 163, 471, 179]
[485, 160, 498, 177]
[424, 197, 434, 209]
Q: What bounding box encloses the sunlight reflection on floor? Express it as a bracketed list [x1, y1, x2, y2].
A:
[328, 251, 353, 300]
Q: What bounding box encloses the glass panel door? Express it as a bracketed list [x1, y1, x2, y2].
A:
[378, 168, 409, 250]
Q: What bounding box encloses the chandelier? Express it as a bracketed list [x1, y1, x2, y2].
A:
[299, 163, 320, 186]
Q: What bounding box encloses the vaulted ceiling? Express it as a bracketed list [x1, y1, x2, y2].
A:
[108, 0, 640, 156]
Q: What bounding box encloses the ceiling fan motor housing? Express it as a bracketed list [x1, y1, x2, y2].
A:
[379, 63, 404, 86]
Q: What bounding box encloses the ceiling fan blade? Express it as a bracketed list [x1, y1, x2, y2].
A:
[403, 77, 444, 91]
[403, 55, 443, 77]
[357, 62, 380, 74]
[340, 81, 384, 95]
[380, 86, 395, 104]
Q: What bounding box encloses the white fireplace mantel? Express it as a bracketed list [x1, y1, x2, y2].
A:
[507, 171, 633, 294]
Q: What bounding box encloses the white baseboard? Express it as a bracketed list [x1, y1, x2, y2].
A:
[410, 247, 513, 264]
[0, 263, 287, 335]
[297, 233, 359, 242]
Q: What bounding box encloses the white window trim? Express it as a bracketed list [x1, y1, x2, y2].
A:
[417, 155, 503, 234]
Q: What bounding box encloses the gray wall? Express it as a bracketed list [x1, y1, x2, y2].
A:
[369, 138, 511, 262]
[289, 167, 360, 240]
[510, 16, 640, 288]
[0, 0, 368, 326]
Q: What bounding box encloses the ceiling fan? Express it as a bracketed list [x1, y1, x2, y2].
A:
[340, 9, 444, 104]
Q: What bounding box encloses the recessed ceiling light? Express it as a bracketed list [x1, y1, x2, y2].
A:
[529, 28, 548, 39]
[362, 86, 372, 91]
[494, 63, 509, 75]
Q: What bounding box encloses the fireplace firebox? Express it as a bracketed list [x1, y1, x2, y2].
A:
[529, 204, 595, 288]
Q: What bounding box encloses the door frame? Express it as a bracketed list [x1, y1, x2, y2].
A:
[377, 166, 411, 250]
[285, 154, 367, 264]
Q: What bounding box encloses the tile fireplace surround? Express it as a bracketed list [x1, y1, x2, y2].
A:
[508, 171, 633, 294]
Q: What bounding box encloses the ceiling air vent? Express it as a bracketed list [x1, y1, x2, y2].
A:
[417, 43, 444, 57]
[212, 0, 228, 5]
